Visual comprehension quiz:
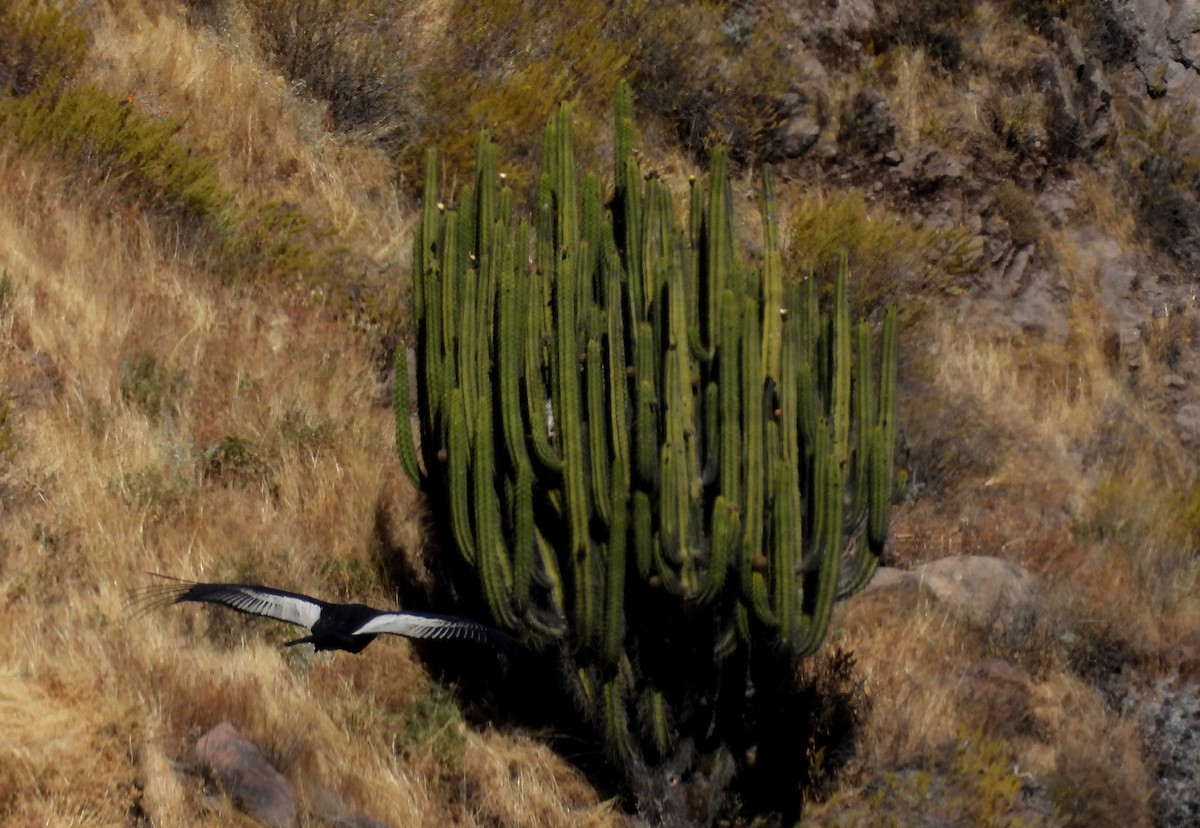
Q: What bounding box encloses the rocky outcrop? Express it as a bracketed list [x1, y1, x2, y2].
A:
[866, 555, 1044, 636]
[1119, 0, 1200, 103]
[196, 722, 297, 828]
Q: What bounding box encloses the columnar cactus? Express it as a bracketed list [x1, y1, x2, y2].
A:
[396, 82, 898, 786]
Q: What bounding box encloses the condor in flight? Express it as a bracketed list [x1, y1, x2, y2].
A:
[140, 576, 514, 654]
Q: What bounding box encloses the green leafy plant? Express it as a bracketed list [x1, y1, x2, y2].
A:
[202, 435, 273, 490]
[395, 85, 899, 822]
[0, 20, 344, 286]
[400, 0, 629, 193]
[1122, 103, 1200, 267]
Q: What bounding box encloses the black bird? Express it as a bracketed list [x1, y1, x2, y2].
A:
[137, 576, 515, 654]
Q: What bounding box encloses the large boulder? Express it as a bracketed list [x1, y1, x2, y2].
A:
[866, 555, 1044, 635]
[196, 722, 297, 828]
[838, 89, 896, 156]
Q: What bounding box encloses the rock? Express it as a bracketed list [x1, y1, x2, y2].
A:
[1036, 37, 1114, 156]
[1123, 0, 1200, 112]
[1046, 18, 1088, 75]
[773, 58, 831, 160]
[837, 89, 895, 156]
[778, 115, 822, 158]
[895, 144, 966, 194]
[196, 722, 297, 828]
[915, 556, 1044, 634]
[1174, 403, 1200, 445]
[1136, 675, 1200, 828]
[867, 556, 1044, 635]
[1039, 52, 1083, 154]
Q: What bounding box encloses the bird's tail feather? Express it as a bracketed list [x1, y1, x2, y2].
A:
[123, 573, 196, 617]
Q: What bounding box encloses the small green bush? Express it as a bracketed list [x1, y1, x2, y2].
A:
[400, 0, 629, 192]
[202, 434, 273, 490]
[786, 188, 980, 311]
[0, 391, 17, 468]
[811, 733, 1045, 826]
[214, 199, 345, 283]
[400, 682, 467, 771]
[868, 0, 975, 71]
[117, 466, 191, 521]
[118, 350, 186, 421]
[0, 268, 14, 313]
[993, 180, 1042, 247]
[0, 83, 233, 228]
[0, 82, 344, 283]
[0, 0, 87, 96]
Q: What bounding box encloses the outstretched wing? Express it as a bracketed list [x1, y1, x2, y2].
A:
[353, 611, 515, 649]
[137, 577, 325, 631]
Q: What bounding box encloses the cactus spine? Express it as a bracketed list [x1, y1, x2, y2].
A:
[395, 83, 898, 770]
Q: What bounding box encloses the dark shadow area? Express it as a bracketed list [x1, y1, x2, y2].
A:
[373, 488, 872, 825]
[371, 491, 631, 801]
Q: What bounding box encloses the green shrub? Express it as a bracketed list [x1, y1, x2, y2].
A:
[0, 81, 344, 283]
[399, 0, 629, 193]
[993, 180, 1042, 247]
[118, 350, 186, 421]
[400, 682, 467, 770]
[0, 391, 17, 468]
[214, 199, 345, 283]
[811, 733, 1046, 826]
[117, 466, 191, 521]
[0, 0, 87, 96]
[202, 435, 273, 491]
[868, 0, 976, 71]
[786, 188, 980, 312]
[1121, 103, 1200, 267]
[0, 84, 232, 221]
[0, 268, 14, 313]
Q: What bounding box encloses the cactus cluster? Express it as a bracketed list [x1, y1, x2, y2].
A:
[395, 83, 898, 766]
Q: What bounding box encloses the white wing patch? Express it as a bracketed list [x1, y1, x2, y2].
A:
[194, 585, 323, 630]
[353, 611, 496, 644]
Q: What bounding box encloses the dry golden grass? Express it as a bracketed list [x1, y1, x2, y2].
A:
[816, 583, 1156, 826]
[85, 0, 411, 265]
[0, 147, 620, 825]
[0, 5, 622, 825]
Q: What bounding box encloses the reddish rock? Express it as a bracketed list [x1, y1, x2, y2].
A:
[196, 721, 297, 828]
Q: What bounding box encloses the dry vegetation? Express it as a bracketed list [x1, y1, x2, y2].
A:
[0, 2, 616, 826]
[1, 0, 1197, 826]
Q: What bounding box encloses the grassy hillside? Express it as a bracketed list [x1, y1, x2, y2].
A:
[1, 1, 1197, 826]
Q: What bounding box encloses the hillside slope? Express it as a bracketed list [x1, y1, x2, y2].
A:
[0, 1, 1197, 826]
